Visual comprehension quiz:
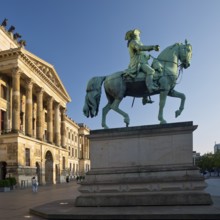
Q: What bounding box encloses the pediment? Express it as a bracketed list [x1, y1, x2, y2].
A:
[23, 49, 71, 102]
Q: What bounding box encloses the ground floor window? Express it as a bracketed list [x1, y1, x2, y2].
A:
[63, 156, 65, 170]
[25, 148, 30, 166]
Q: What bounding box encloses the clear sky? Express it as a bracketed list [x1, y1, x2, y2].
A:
[1, 0, 220, 154]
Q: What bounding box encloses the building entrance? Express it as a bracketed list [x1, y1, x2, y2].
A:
[45, 151, 53, 184]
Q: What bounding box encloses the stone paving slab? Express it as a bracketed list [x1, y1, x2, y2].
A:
[0, 181, 80, 220]
[30, 196, 220, 220]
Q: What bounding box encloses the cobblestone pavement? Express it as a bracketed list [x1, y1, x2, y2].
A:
[0, 181, 80, 220]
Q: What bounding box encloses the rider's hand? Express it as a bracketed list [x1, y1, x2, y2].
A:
[154, 45, 160, 51]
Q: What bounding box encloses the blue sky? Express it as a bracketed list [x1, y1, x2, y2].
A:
[1, 0, 220, 154]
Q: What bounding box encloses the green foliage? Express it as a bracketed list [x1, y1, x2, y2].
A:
[0, 177, 16, 187]
[0, 179, 10, 187]
[213, 152, 220, 168]
[197, 152, 220, 176]
[6, 177, 17, 186]
[197, 152, 214, 173]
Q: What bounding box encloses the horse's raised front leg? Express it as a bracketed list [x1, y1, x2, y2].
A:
[111, 99, 130, 127]
[102, 103, 111, 129]
[158, 90, 169, 124]
[168, 89, 186, 118]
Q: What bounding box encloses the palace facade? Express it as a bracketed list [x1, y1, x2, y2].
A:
[0, 24, 90, 185]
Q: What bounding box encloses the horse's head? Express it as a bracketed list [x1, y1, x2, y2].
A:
[179, 40, 192, 69]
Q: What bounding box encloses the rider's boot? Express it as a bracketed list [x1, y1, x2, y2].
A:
[142, 96, 154, 105]
[146, 74, 158, 94]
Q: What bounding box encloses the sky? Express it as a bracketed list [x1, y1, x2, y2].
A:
[1, 0, 220, 154]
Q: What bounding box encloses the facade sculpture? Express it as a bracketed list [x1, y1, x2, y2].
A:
[83, 29, 192, 128]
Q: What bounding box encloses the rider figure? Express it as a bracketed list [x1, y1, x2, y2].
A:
[124, 29, 160, 94]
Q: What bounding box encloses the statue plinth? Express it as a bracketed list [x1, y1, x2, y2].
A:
[76, 122, 212, 206]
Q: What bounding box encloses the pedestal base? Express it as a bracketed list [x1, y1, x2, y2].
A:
[76, 122, 212, 207]
[76, 192, 212, 207]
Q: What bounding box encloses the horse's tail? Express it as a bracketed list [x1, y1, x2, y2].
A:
[83, 76, 106, 118]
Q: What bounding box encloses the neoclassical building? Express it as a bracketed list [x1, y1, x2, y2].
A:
[0, 24, 90, 185]
[65, 119, 90, 178]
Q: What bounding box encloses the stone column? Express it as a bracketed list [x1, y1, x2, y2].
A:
[61, 108, 66, 148]
[12, 68, 21, 132]
[54, 102, 60, 146]
[36, 88, 44, 141]
[32, 103, 37, 138]
[5, 82, 10, 132]
[47, 96, 53, 143]
[25, 80, 33, 137]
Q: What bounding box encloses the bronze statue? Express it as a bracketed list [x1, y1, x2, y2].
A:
[124, 29, 160, 94]
[83, 30, 192, 128]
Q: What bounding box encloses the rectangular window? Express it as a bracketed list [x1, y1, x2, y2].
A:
[44, 130, 47, 141]
[45, 113, 47, 122]
[32, 118, 35, 130]
[0, 110, 5, 132]
[70, 163, 72, 171]
[25, 148, 30, 166]
[1, 84, 7, 100]
[73, 164, 75, 174]
[63, 156, 65, 170]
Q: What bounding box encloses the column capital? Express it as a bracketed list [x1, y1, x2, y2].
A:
[36, 87, 44, 95]
[61, 107, 66, 121]
[60, 107, 66, 114]
[47, 96, 54, 103]
[12, 67, 22, 77]
[54, 102, 60, 108]
[25, 79, 33, 89]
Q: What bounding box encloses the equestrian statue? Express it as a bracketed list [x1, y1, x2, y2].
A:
[83, 29, 192, 129]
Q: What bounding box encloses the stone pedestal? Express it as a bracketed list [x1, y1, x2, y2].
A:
[75, 121, 212, 207]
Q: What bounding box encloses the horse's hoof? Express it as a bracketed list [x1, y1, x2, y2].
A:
[175, 110, 181, 118]
[102, 124, 109, 129]
[160, 120, 167, 124]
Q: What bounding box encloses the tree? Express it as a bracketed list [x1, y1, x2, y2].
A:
[213, 152, 220, 176]
[197, 152, 214, 176]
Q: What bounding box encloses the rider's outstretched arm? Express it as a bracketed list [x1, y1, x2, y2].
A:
[131, 41, 159, 52]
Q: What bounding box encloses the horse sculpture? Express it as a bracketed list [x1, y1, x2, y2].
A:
[83, 40, 192, 128]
